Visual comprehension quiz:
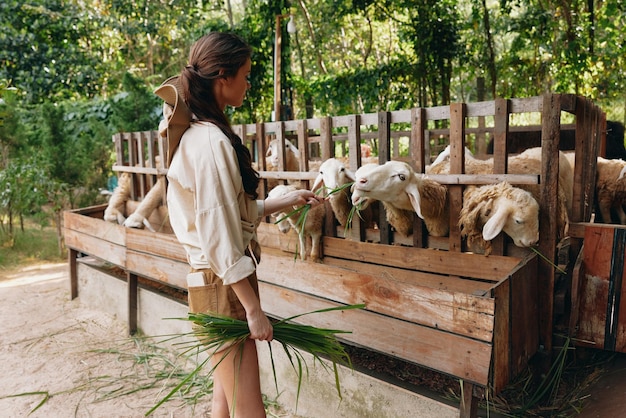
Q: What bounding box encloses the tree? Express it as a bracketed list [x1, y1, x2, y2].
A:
[0, 0, 101, 103]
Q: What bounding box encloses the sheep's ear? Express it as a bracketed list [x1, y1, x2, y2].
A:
[405, 183, 424, 219]
[619, 165, 626, 180]
[286, 140, 301, 158]
[311, 173, 324, 193]
[482, 205, 508, 241]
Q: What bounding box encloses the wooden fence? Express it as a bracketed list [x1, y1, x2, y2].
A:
[64, 92, 612, 418]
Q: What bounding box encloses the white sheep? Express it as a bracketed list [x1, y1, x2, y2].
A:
[123, 176, 166, 232]
[104, 155, 166, 231]
[104, 172, 131, 224]
[311, 158, 376, 230]
[593, 157, 626, 224]
[458, 181, 539, 253]
[564, 152, 626, 225]
[351, 161, 449, 237]
[266, 138, 301, 170]
[428, 146, 571, 242]
[268, 184, 326, 261]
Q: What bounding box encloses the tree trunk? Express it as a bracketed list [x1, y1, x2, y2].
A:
[481, 0, 497, 98]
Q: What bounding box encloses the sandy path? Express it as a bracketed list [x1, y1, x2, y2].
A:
[0, 263, 212, 418]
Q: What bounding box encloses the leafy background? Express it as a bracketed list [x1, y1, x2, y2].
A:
[1, 0, 625, 248]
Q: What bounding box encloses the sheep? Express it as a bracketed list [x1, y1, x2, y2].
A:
[267, 184, 326, 261]
[428, 146, 571, 243]
[563, 152, 626, 225]
[104, 155, 166, 231]
[266, 138, 301, 170]
[310, 158, 377, 230]
[104, 172, 131, 224]
[123, 176, 166, 232]
[351, 161, 449, 237]
[591, 157, 626, 224]
[458, 181, 539, 252]
[485, 120, 626, 160]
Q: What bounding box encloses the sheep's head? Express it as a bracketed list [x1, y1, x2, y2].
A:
[266, 138, 300, 168]
[460, 182, 539, 248]
[312, 158, 355, 196]
[351, 161, 423, 219]
[268, 184, 298, 233]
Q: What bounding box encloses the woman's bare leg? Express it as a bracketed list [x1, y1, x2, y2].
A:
[211, 339, 266, 418]
[211, 374, 230, 418]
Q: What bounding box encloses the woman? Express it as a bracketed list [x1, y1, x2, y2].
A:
[163, 32, 322, 418]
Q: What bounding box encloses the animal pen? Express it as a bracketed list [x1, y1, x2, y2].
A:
[63, 93, 626, 417]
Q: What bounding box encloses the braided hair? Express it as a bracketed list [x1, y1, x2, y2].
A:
[180, 32, 260, 199]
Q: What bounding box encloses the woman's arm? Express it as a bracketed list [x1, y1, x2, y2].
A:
[263, 189, 323, 217]
[230, 278, 273, 341]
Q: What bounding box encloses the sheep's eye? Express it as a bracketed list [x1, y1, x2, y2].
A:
[340, 167, 345, 172]
[398, 174, 406, 181]
[515, 219, 523, 225]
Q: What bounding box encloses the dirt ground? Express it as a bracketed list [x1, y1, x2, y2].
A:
[1, 262, 625, 418]
[0, 262, 215, 418]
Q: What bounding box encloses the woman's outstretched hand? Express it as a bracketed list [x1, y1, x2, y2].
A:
[288, 189, 324, 207]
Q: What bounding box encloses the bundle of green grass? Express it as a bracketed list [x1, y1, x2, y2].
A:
[147, 304, 364, 415]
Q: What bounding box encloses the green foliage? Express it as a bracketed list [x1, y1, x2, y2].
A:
[0, 0, 625, 241]
[0, 0, 101, 103]
[109, 72, 162, 132]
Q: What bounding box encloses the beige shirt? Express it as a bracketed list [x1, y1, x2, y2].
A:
[166, 121, 264, 285]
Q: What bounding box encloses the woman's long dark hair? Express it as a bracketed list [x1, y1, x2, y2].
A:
[180, 32, 260, 199]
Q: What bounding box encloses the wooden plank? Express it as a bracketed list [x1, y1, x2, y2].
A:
[460, 381, 478, 418]
[606, 228, 625, 352]
[491, 278, 511, 392]
[426, 173, 539, 185]
[320, 116, 333, 160]
[322, 256, 495, 294]
[378, 111, 391, 162]
[575, 225, 619, 349]
[259, 282, 494, 386]
[256, 249, 496, 342]
[111, 165, 166, 175]
[347, 115, 365, 241]
[508, 253, 539, 379]
[126, 249, 189, 290]
[537, 92, 561, 353]
[126, 226, 186, 261]
[323, 237, 521, 281]
[448, 102, 466, 252]
[63, 211, 126, 246]
[492, 98, 510, 174]
[64, 229, 126, 267]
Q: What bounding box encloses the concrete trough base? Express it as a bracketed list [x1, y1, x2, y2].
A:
[76, 258, 459, 418]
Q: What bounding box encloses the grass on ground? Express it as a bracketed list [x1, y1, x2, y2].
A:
[0, 219, 66, 271]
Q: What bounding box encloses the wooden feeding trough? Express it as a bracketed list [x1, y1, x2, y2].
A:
[64, 92, 608, 417]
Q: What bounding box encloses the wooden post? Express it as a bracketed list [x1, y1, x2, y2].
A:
[128, 272, 138, 335]
[69, 248, 78, 300]
[460, 381, 478, 418]
[491, 98, 511, 255]
[448, 103, 466, 253]
[348, 115, 365, 241]
[378, 111, 392, 245]
[538, 93, 561, 356]
[410, 107, 427, 248]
